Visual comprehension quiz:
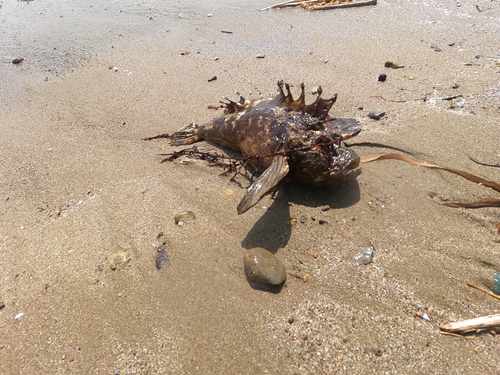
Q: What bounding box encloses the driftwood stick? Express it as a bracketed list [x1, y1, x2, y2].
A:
[262, 0, 377, 11]
[442, 199, 500, 208]
[440, 313, 500, 333]
[311, 0, 377, 11]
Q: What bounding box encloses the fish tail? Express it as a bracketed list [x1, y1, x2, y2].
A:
[168, 123, 203, 146]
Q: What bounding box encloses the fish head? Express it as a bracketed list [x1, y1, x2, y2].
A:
[284, 122, 361, 185]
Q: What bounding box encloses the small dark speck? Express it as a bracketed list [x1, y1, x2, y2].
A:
[142, 188, 149, 194]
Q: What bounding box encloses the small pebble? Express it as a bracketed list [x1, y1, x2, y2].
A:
[225, 189, 233, 196]
[109, 251, 131, 271]
[244, 248, 286, 285]
[318, 220, 328, 225]
[256, 54, 266, 59]
[155, 245, 170, 269]
[353, 247, 374, 265]
[174, 211, 196, 226]
[368, 110, 386, 120]
[321, 205, 330, 211]
[208, 76, 217, 82]
[452, 83, 460, 89]
[14, 313, 23, 320]
[300, 215, 307, 223]
[12, 58, 24, 65]
[303, 274, 310, 283]
[378, 74, 387, 82]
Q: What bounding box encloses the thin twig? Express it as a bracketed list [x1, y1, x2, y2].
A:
[439, 331, 479, 339]
[466, 283, 500, 301]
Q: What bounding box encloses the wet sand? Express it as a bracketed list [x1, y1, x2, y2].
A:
[1, 0, 500, 373]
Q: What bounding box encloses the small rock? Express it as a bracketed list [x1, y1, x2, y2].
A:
[378, 74, 387, 82]
[256, 54, 266, 59]
[174, 211, 196, 226]
[430, 43, 441, 51]
[300, 215, 307, 223]
[368, 110, 386, 120]
[208, 76, 217, 82]
[321, 205, 330, 211]
[12, 58, 24, 65]
[318, 220, 328, 225]
[303, 274, 310, 282]
[244, 248, 286, 285]
[452, 83, 460, 89]
[0, 301, 4, 310]
[14, 313, 23, 320]
[109, 251, 131, 271]
[155, 245, 170, 269]
[353, 247, 374, 265]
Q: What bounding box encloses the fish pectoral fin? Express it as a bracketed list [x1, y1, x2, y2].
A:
[237, 155, 289, 215]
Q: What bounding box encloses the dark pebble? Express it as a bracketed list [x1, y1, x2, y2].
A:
[452, 83, 460, 89]
[244, 247, 286, 285]
[378, 74, 387, 82]
[156, 245, 170, 269]
[208, 76, 217, 82]
[288, 317, 295, 324]
[0, 301, 4, 310]
[319, 220, 328, 225]
[368, 110, 386, 120]
[12, 58, 24, 65]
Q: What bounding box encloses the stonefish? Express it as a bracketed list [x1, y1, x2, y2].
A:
[165, 81, 361, 214]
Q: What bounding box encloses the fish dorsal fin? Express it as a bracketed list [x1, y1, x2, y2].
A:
[237, 155, 289, 215]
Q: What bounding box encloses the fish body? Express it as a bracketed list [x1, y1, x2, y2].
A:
[169, 81, 361, 214]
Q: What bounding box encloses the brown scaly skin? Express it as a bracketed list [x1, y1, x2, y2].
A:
[168, 81, 361, 213]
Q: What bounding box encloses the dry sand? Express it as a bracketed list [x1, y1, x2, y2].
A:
[1, 0, 500, 373]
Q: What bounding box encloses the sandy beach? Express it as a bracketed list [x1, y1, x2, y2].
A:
[1, 0, 500, 373]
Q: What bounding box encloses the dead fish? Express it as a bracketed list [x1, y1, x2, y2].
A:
[168, 81, 361, 214]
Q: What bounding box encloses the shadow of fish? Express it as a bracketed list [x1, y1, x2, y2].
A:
[168, 81, 361, 214]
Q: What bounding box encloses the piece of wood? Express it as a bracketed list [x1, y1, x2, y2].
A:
[311, 0, 377, 10]
[440, 313, 500, 333]
[441, 199, 500, 208]
[261, 0, 377, 11]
